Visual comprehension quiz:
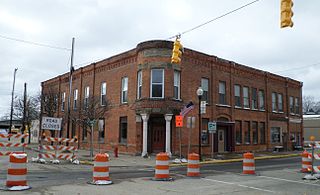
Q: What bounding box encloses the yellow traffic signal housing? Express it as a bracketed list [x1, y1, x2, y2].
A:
[280, 0, 294, 28]
[171, 39, 182, 64]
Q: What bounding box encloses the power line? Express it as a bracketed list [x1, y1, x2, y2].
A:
[274, 62, 320, 74]
[167, 0, 260, 39]
[0, 34, 71, 51]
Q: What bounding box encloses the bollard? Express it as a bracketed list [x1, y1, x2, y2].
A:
[187, 153, 200, 177]
[114, 146, 118, 158]
[154, 152, 172, 181]
[6, 153, 31, 190]
[243, 152, 255, 175]
[301, 150, 312, 173]
[90, 153, 112, 185]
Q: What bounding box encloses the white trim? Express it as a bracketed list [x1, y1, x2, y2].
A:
[150, 69, 164, 98]
[94, 161, 109, 167]
[156, 160, 169, 166]
[93, 172, 109, 177]
[9, 163, 27, 169]
[155, 169, 169, 175]
[6, 175, 26, 181]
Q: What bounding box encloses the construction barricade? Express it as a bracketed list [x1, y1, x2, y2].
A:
[243, 152, 255, 175]
[301, 150, 312, 173]
[187, 153, 200, 177]
[154, 152, 172, 181]
[6, 152, 31, 191]
[88, 153, 112, 185]
[0, 133, 28, 156]
[36, 136, 78, 164]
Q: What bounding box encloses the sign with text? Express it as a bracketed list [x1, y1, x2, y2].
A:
[41, 117, 62, 131]
[175, 115, 183, 127]
[200, 101, 206, 114]
[208, 122, 217, 133]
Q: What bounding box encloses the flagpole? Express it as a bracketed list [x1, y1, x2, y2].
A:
[66, 37, 75, 139]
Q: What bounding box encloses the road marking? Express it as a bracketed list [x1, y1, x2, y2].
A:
[258, 175, 320, 187]
[202, 178, 275, 193]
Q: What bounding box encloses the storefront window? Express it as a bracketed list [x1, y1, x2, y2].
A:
[271, 127, 281, 143]
[201, 118, 209, 145]
[235, 121, 242, 145]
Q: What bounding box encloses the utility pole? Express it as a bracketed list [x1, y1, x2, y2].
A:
[66, 37, 75, 140]
[22, 82, 27, 143]
[9, 68, 18, 134]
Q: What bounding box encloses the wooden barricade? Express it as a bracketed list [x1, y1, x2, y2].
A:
[0, 133, 28, 156]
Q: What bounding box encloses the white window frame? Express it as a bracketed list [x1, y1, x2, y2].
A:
[150, 69, 164, 98]
[61, 92, 66, 111]
[259, 90, 265, 110]
[174, 71, 180, 100]
[84, 86, 90, 108]
[121, 77, 128, 103]
[201, 78, 209, 103]
[101, 82, 107, 106]
[73, 89, 78, 110]
[234, 85, 241, 107]
[137, 71, 142, 99]
[272, 92, 277, 112]
[243, 87, 249, 108]
[278, 93, 283, 112]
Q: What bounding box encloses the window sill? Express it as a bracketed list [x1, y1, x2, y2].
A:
[251, 108, 258, 111]
[216, 104, 231, 108]
[259, 109, 265, 112]
[243, 107, 250, 110]
[172, 98, 182, 102]
[234, 106, 242, 109]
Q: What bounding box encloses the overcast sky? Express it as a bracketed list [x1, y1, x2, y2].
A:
[0, 0, 319, 118]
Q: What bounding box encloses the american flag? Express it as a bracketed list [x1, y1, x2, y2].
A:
[180, 102, 194, 117]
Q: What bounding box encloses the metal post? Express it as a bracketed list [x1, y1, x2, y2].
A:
[67, 38, 75, 140]
[179, 127, 182, 160]
[9, 68, 18, 134]
[211, 132, 214, 159]
[90, 123, 94, 159]
[311, 143, 314, 176]
[198, 96, 202, 161]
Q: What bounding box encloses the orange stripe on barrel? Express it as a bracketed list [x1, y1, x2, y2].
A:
[8, 168, 27, 175]
[94, 167, 109, 172]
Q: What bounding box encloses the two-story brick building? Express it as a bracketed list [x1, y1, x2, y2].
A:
[41, 40, 303, 157]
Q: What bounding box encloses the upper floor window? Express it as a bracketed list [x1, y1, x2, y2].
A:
[243, 87, 249, 108]
[174, 71, 180, 100]
[272, 92, 277, 112]
[73, 89, 78, 110]
[251, 88, 258, 109]
[61, 92, 65, 111]
[84, 86, 89, 108]
[295, 97, 300, 114]
[219, 81, 226, 105]
[151, 69, 164, 98]
[234, 85, 241, 107]
[289, 96, 294, 113]
[278, 93, 283, 112]
[121, 77, 128, 103]
[201, 78, 209, 102]
[101, 82, 107, 106]
[259, 90, 265, 110]
[137, 71, 142, 99]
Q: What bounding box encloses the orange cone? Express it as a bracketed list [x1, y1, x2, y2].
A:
[301, 150, 312, 173]
[154, 152, 172, 181]
[243, 152, 255, 175]
[187, 153, 200, 177]
[91, 153, 112, 185]
[6, 153, 31, 190]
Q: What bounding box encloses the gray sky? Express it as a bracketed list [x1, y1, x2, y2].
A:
[0, 0, 319, 117]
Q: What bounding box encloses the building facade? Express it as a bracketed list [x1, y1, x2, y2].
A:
[303, 115, 320, 142]
[41, 40, 303, 156]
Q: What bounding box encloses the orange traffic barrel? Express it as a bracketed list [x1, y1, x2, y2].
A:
[91, 153, 112, 185]
[154, 152, 172, 181]
[6, 153, 31, 190]
[187, 153, 200, 177]
[301, 150, 312, 173]
[243, 152, 255, 175]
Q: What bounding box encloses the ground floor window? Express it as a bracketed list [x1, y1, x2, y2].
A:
[244, 121, 250, 144]
[235, 121, 242, 145]
[259, 122, 265, 144]
[252, 121, 258, 144]
[119, 117, 127, 144]
[98, 118, 105, 143]
[271, 127, 281, 143]
[82, 124, 87, 141]
[201, 118, 209, 145]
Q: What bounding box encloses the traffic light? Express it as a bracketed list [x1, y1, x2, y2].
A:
[171, 39, 182, 64]
[280, 0, 294, 28]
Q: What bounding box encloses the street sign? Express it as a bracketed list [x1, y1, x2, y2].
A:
[201, 101, 206, 114]
[41, 117, 62, 131]
[208, 122, 217, 133]
[175, 115, 183, 127]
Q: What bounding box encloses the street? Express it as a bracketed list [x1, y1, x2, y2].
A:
[1, 156, 320, 194]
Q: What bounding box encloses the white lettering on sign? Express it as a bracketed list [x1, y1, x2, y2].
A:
[41, 117, 62, 131]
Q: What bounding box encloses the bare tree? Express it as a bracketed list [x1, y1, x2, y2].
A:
[41, 88, 59, 138]
[303, 95, 316, 114]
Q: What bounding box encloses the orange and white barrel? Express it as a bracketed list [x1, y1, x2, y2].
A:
[92, 153, 112, 185]
[155, 152, 170, 180]
[6, 153, 30, 190]
[243, 152, 255, 175]
[187, 153, 200, 177]
[301, 150, 312, 173]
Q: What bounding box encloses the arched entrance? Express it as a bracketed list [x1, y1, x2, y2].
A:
[216, 117, 235, 153]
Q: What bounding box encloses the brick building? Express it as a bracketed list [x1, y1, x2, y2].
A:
[41, 40, 303, 157]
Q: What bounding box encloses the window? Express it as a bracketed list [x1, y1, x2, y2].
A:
[244, 121, 250, 144]
[73, 89, 78, 110]
[271, 127, 281, 143]
[235, 121, 242, 145]
[289, 96, 294, 113]
[174, 71, 180, 99]
[82, 124, 87, 141]
[61, 92, 65, 111]
[243, 87, 249, 108]
[201, 78, 209, 102]
[98, 119, 105, 142]
[201, 118, 209, 145]
[259, 90, 265, 110]
[121, 77, 128, 103]
[295, 97, 300, 114]
[151, 69, 164, 98]
[119, 117, 128, 144]
[71, 121, 76, 138]
[259, 122, 265, 144]
[278, 93, 283, 112]
[101, 82, 106, 106]
[219, 81, 226, 104]
[84, 86, 89, 108]
[137, 71, 142, 99]
[234, 85, 241, 107]
[251, 88, 258, 109]
[272, 92, 277, 112]
[54, 94, 58, 111]
[252, 121, 258, 144]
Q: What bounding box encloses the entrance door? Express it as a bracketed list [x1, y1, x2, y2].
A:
[218, 129, 225, 153]
[151, 118, 165, 153]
